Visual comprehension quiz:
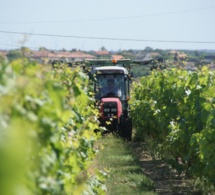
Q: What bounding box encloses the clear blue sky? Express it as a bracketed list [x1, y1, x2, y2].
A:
[0, 0, 215, 51]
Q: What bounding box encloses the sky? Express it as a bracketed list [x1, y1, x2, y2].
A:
[0, 0, 215, 51]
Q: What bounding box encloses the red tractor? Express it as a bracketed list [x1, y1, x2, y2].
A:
[86, 59, 133, 140]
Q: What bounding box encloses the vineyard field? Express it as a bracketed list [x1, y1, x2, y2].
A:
[1, 58, 215, 194]
[131, 67, 215, 192]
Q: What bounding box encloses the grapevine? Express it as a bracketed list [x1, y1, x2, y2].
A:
[0, 59, 106, 195]
[131, 67, 215, 190]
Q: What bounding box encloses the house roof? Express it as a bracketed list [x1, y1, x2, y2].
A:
[32, 51, 55, 58]
[168, 50, 187, 59]
[32, 51, 95, 59]
[135, 52, 153, 61]
[94, 50, 110, 55]
[0, 50, 8, 56]
[149, 52, 161, 57]
[55, 51, 95, 58]
[169, 50, 178, 54]
[135, 52, 146, 59]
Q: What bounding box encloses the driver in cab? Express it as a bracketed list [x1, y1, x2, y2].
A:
[101, 79, 121, 97]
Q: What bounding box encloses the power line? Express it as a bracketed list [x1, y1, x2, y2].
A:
[0, 7, 214, 24]
[0, 30, 215, 44]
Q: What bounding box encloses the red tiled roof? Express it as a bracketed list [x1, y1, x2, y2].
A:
[32, 51, 95, 59]
[149, 52, 161, 57]
[168, 50, 187, 59]
[177, 53, 187, 58]
[56, 51, 95, 58]
[32, 51, 54, 58]
[94, 50, 110, 55]
[0, 50, 8, 56]
[169, 50, 178, 54]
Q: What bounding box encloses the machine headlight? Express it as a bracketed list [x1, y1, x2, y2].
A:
[111, 108, 117, 112]
[104, 108, 110, 112]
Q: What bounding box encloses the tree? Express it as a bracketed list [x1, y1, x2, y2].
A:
[21, 47, 31, 58]
[144, 46, 153, 52]
[6, 50, 23, 61]
[100, 46, 107, 51]
[194, 50, 200, 57]
[70, 48, 77, 52]
[60, 48, 67, 52]
[39, 47, 48, 51]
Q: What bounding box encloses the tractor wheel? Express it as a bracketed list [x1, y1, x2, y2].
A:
[119, 118, 132, 141]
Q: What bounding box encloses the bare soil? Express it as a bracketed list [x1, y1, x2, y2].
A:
[129, 142, 203, 195]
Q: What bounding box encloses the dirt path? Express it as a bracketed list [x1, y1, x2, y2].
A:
[130, 142, 202, 195]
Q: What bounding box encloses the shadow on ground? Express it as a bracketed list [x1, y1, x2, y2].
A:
[129, 142, 202, 195]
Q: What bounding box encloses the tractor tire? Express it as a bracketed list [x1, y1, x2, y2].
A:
[119, 118, 132, 141]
